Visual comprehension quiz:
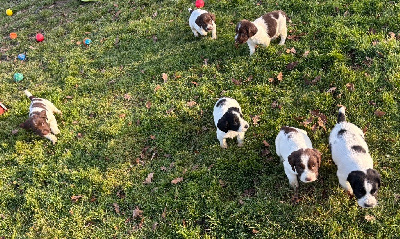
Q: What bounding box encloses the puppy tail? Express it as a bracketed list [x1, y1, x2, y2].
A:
[337, 106, 346, 123]
[24, 89, 35, 101]
[188, 8, 194, 14]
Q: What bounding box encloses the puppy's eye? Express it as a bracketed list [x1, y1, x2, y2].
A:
[311, 164, 316, 168]
[371, 189, 377, 195]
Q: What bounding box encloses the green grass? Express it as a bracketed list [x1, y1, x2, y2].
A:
[1, 0, 399, 237]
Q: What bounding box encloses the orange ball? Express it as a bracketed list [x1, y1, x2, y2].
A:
[10, 32, 17, 39]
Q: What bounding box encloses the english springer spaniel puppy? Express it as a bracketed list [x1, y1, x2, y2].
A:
[213, 97, 249, 148]
[20, 90, 62, 144]
[275, 126, 322, 196]
[235, 10, 288, 55]
[188, 8, 216, 39]
[329, 107, 381, 208]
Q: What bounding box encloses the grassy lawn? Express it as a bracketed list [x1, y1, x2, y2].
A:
[0, 0, 399, 237]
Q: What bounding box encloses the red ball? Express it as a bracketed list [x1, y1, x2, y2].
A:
[195, 0, 204, 8]
[36, 33, 44, 42]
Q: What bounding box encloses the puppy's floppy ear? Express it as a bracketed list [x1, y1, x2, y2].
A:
[39, 110, 47, 118]
[312, 149, 322, 167]
[248, 23, 258, 37]
[210, 13, 216, 22]
[20, 119, 31, 129]
[217, 114, 229, 133]
[347, 170, 365, 188]
[288, 150, 302, 172]
[367, 169, 381, 188]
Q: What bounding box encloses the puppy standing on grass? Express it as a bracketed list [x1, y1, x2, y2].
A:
[188, 8, 216, 39]
[329, 107, 381, 208]
[235, 10, 288, 55]
[20, 90, 62, 144]
[213, 97, 249, 148]
[275, 126, 322, 197]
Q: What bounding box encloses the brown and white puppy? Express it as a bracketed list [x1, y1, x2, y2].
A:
[188, 8, 216, 39]
[20, 90, 62, 144]
[235, 11, 288, 55]
[329, 107, 381, 208]
[275, 126, 322, 195]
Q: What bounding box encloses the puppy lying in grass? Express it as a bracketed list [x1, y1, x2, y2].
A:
[20, 90, 62, 144]
[235, 10, 288, 55]
[329, 107, 381, 208]
[275, 126, 322, 199]
[213, 97, 249, 148]
[188, 8, 216, 39]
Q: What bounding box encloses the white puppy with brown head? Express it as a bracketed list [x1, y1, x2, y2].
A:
[188, 8, 216, 39]
[275, 126, 322, 195]
[235, 10, 288, 55]
[20, 90, 62, 144]
[213, 97, 249, 148]
[329, 107, 381, 208]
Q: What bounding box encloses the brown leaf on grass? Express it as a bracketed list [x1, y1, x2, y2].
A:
[11, 129, 19, 135]
[77, 133, 83, 138]
[143, 173, 154, 184]
[124, 93, 131, 100]
[171, 177, 183, 184]
[119, 114, 126, 118]
[252, 115, 260, 125]
[113, 203, 120, 215]
[271, 101, 281, 109]
[245, 75, 253, 83]
[146, 101, 152, 109]
[286, 61, 298, 70]
[277, 72, 283, 81]
[132, 207, 143, 219]
[263, 140, 270, 147]
[261, 148, 271, 157]
[317, 117, 326, 130]
[65, 96, 73, 99]
[152, 35, 158, 43]
[365, 215, 376, 222]
[374, 110, 386, 117]
[154, 85, 162, 92]
[252, 229, 260, 234]
[117, 190, 125, 199]
[152, 222, 158, 231]
[268, 78, 274, 83]
[219, 179, 226, 187]
[162, 73, 168, 82]
[363, 122, 370, 134]
[187, 101, 197, 107]
[327, 87, 337, 93]
[286, 47, 296, 54]
[344, 10, 350, 17]
[389, 32, 396, 39]
[191, 81, 198, 86]
[161, 207, 167, 219]
[71, 195, 83, 202]
[203, 58, 208, 66]
[302, 116, 314, 126]
[303, 50, 310, 57]
[232, 78, 241, 85]
[150, 135, 156, 140]
[346, 83, 355, 91]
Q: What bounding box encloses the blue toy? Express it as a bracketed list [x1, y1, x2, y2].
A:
[17, 53, 26, 60]
[13, 73, 24, 82]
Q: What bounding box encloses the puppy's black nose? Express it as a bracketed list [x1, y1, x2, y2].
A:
[244, 124, 249, 129]
[364, 203, 373, 208]
[305, 177, 312, 182]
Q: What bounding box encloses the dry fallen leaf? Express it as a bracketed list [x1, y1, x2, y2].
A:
[232, 78, 241, 85]
[162, 73, 168, 82]
[150, 135, 156, 140]
[277, 72, 283, 81]
[346, 83, 355, 91]
[154, 85, 162, 92]
[286, 47, 296, 54]
[119, 114, 126, 118]
[365, 215, 376, 222]
[161, 207, 167, 219]
[286, 61, 298, 70]
[327, 87, 337, 93]
[146, 101, 152, 109]
[374, 110, 386, 117]
[171, 177, 183, 184]
[252, 115, 260, 125]
[71, 195, 83, 202]
[143, 172, 154, 184]
[11, 129, 19, 135]
[263, 140, 270, 147]
[132, 207, 143, 219]
[186, 101, 197, 107]
[113, 202, 120, 215]
[303, 50, 310, 57]
[124, 93, 131, 100]
[302, 116, 314, 126]
[268, 78, 274, 83]
[166, 108, 174, 114]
